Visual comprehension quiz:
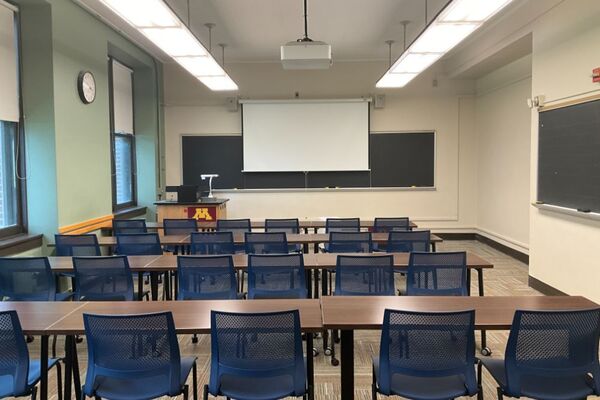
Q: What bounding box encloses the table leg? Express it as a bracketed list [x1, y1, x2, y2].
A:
[313, 270, 320, 299]
[432, 242, 437, 252]
[164, 271, 171, 300]
[467, 269, 472, 296]
[150, 272, 159, 300]
[72, 335, 82, 400]
[40, 335, 48, 400]
[477, 268, 485, 296]
[306, 333, 314, 400]
[306, 270, 313, 298]
[137, 272, 144, 301]
[321, 269, 328, 297]
[64, 336, 73, 400]
[340, 330, 355, 400]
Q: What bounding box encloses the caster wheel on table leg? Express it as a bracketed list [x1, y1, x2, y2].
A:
[313, 348, 319, 357]
[324, 347, 332, 356]
[192, 335, 199, 344]
[481, 347, 492, 356]
[331, 357, 339, 366]
[26, 335, 34, 343]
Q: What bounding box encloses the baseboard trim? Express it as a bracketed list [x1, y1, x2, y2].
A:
[435, 232, 529, 265]
[528, 276, 568, 296]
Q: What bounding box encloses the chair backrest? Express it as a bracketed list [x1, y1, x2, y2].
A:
[115, 233, 163, 255]
[328, 231, 372, 253]
[72, 256, 134, 301]
[265, 218, 300, 234]
[377, 309, 477, 396]
[209, 310, 306, 397]
[373, 217, 410, 233]
[0, 310, 30, 396]
[0, 257, 58, 301]
[83, 312, 182, 397]
[387, 230, 431, 253]
[112, 219, 148, 234]
[247, 254, 307, 299]
[216, 219, 251, 234]
[334, 255, 395, 296]
[55, 234, 100, 256]
[503, 308, 600, 397]
[177, 255, 237, 300]
[190, 232, 234, 255]
[407, 252, 468, 296]
[163, 219, 198, 236]
[245, 232, 289, 254]
[325, 218, 360, 232]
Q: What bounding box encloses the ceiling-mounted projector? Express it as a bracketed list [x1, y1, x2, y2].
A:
[281, 41, 332, 70]
[281, 0, 332, 70]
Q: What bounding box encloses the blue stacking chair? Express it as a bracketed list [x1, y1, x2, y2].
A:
[265, 218, 302, 252]
[334, 255, 395, 296]
[216, 219, 251, 254]
[82, 312, 197, 400]
[327, 231, 373, 253]
[0, 310, 63, 400]
[481, 308, 600, 400]
[112, 219, 148, 234]
[372, 309, 479, 400]
[0, 257, 71, 301]
[177, 256, 238, 300]
[164, 219, 198, 254]
[406, 252, 468, 296]
[72, 256, 140, 301]
[247, 254, 307, 299]
[245, 232, 289, 254]
[115, 233, 163, 255]
[206, 310, 306, 400]
[386, 230, 431, 253]
[325, 218, 360, 232]
[190, 232, 235, 255]
[177, 255, 239, 344]
[373, 217, 411, 233]
[54, 234, 101, 256]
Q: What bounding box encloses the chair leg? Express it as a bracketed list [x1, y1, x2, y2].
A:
[79, 386, 86, 400]
[496, 387, 504, 400]
[203, 384, 209, 400]
[52, 335, 58, 358]
[56, 360, 63, 400]
[477, 359, 484, 400]
[371, 364, 378, 400]
[183, 384, 189, 400]
[192, 361, 198, 400]
[30, 386, 37, 400]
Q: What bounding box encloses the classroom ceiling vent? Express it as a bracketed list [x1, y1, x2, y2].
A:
[281, 0, 332, 70]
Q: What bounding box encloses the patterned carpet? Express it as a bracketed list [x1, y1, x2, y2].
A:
[22, 240, 596, 400]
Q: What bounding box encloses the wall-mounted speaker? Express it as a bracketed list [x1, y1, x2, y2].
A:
[226, 96, 239, 112]
[373, 94, 385, 109]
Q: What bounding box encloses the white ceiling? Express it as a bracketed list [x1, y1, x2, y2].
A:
[78, 0, 468, 63]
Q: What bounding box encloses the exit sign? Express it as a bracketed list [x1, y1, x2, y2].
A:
[593, 67, 600, 83]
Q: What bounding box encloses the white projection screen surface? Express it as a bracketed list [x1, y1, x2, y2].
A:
[242, 100, 369, 172]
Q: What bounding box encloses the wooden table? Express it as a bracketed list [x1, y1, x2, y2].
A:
[48, 250, 490, 300]
[4, 299, 321, 400]
[320, 295, 599, 400]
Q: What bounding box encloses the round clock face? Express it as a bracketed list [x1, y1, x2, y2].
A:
[78, 71, 96, 104]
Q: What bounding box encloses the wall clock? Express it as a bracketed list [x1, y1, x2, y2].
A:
[77, 71, 96, 104]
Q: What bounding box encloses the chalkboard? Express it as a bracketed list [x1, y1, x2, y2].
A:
[538, 98, 600, 212]
[181, 132, 435, 189]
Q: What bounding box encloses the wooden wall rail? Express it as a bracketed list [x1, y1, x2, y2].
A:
[58, 215, 113, 235]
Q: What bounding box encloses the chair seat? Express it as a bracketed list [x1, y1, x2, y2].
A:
[92, 357, 196, 400]
[373, 357, 470, 400]
[219, 373, 298, 400]
[481, 358, 596, 400]
[0, 359, 60, 397]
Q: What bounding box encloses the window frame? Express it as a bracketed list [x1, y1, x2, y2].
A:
[108, 56, 137, 211]
[0, 2, 28, 239]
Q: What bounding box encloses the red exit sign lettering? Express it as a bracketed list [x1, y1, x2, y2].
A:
[593, 67, 600, 83]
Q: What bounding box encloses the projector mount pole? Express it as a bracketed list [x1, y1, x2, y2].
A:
[299, 0, 312, 42]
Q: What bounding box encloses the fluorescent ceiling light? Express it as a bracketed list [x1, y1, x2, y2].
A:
[98, 0, 238, 92]
[175, 56, 225, 77]
[376, 73, 417, 88]
[375, 0, 513, 88]
[100, 0, 179, 28]
[199, 76, 239, 91]
[410, 23, 478, 54]
[391, 53, 442, 74]
[439, 0, 514, 23]
[141, 28, 207, 57]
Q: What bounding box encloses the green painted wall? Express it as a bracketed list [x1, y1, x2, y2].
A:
[13, 0, 163, 250]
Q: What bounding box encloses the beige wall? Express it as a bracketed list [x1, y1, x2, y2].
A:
[475, 55, 532, 253]
[529, 0, 600, 302]
[164, 62, 478, 230]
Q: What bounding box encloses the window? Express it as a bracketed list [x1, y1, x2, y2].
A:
[109, 59, 136, 210]
[0, 2, 25, 237]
